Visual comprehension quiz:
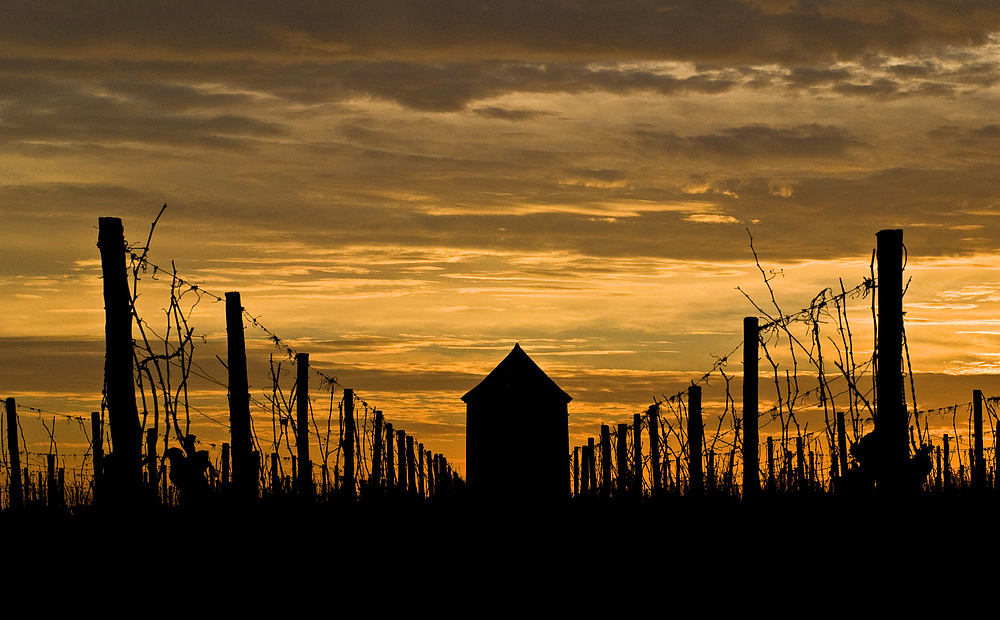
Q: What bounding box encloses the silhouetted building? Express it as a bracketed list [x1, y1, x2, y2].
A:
[462, 343, 571, 501]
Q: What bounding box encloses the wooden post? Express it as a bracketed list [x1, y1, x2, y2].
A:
[688, 385, 703, 496]
[600, 425, 611, 498]
[372, 409, 383, 490]
[225, 292, 253, 500]
[796, 436, 805, 491]
[616, 423, 628, 496]
[876, 229, 907, 492]
[396, 430, 406, 492]
[343, 389, 355, 499]
[943, 434, 952, 489]
[426, 450, 434, 496]
[98, 217, 142, 499]
[252, 451, 260, 497]
[588, 437, 597, 493]
[648, 405, 660, 495]
[935, 445, 942, 491]
[766, 436, 775, 492]
[385, 423, 395, 489]
[974, 389, 985, 489]
[743, 317, 759, 497]
[295, 353, 311, 497]
[573, 447, 580, 497]
[47, 454, 57, 507]
[632, 413, 642, 496]
[418, 442, 425, 498]
[406, 435, 416, 494]
[5, 399, 21, 509]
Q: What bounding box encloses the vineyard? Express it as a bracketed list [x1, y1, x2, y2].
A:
[2, 215, 998, 518]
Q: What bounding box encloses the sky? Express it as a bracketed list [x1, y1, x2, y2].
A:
[3, 1, 1000, 484]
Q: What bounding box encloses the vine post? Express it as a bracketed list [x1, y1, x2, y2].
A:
[875, 229, 907, 493]
[98, 217, 142, 502]
[226, 292, 254, 500]
[295, 353, 311, 498]
[743, 317, 759, 498]
[688, 385, 703, 496]
[5, 398, 21, 510]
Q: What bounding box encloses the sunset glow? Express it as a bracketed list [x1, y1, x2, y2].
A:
[3, 2, 1000, 484]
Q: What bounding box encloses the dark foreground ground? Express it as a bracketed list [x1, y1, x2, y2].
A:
[4, 492, 996, 605]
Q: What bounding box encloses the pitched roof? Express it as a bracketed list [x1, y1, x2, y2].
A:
[462, 343, 572, 404]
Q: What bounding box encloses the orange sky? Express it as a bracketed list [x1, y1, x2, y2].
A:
[2, 1, 999, 481]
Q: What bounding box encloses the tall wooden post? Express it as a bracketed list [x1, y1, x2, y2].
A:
[588, 437, 597, 493]
[688, 385, 703, 495]
[396, 430, 406, 492]
[573, 447, 580, 497]
[796, 436, 805, 491]
[632, 413, 642, 496]
[974, 389, 985, 489]
[372, 409, 383, 490]
[743, 317, 759, 497]
[648, 405, 660, 495]
[766, 436, 775, 492]
[616, 423, 628, 496]
[47, 454, 57, 507]
[876, 229, 907, 492]
[600, 425, 611, 498]
[225, 292, 253, 500]
[295, 353, 311, 497]
[5, 399, 21, 509]
[944, 433, 952, 489]
[385, 423, 395, 489]
[425, 450, 434, 496]
[406, 435, 416, 494]
[418, 442, 425, 497]
[98, 217, 142, 499]
[343, 389, 355, 499]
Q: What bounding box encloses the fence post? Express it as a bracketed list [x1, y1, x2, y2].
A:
[146, 428, 157, 494]
[588, 437, 597, 493]
[616, 423, 628, 497]
[648, 405, 660, 496]
[837, 411, 848, 487]
[943, 433, 951, 489]
[47, 454, 57, 507]
[271, 453, 280, 496]
[98, 217, 142, 500]
[974, 389, 985, 489]
[397, 430, 406, 492]
[632, 413, 642, 497]
[876, 229, 907, 492]
[295, 353, 311, 498]
[225, 291, 253, 500]
[688, 385, 703, 496]
[418, 442, 425, 498]
[372, 409, 383, 491]
[425, 450, 433, 496]
[385, 423, 395, 489]
[600, 425, 611, 498]
[743, 317, 759, 498]
[5, 399, 21, 510]
[343, 389, 355, 499]
[406, 435, 416, 494]
[573, 447, 580, 497]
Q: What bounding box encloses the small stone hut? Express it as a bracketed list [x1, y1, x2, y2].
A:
[462, 343, 572, 500]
